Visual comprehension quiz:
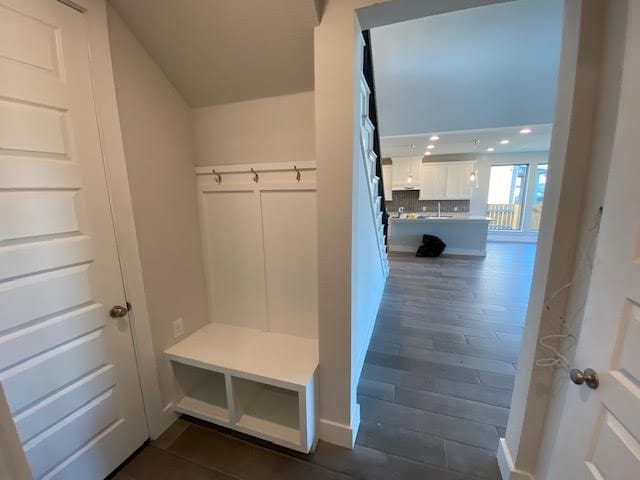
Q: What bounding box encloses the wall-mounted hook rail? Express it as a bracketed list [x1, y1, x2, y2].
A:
[294, 165, 301, 182]
[212, 169, 222, 184]
[251, 168, 259, 183]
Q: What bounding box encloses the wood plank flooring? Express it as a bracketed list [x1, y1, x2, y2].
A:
[111, 242, 535, 480]
[357, 242, 535, 479]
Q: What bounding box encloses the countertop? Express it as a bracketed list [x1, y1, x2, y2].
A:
[390, 215, 492, 223]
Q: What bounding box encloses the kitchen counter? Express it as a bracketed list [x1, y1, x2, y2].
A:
[390, 215, 492, 223]
[388, 214, 490, 256]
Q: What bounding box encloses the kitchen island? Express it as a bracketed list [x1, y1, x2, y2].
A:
[388, 215, 492, 256]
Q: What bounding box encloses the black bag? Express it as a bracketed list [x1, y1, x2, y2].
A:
[416, 234, 446, 257]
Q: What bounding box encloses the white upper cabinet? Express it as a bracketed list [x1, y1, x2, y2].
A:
[445, 162, 475, 199]
[391, 156, 422, 190]
[419, 163, 447, 199]
[419, 161, 475, 200]
[382, 163, 393, 200]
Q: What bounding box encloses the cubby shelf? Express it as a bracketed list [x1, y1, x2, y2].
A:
[165, 323, 318, 452]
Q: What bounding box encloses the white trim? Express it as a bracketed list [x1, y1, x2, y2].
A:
[201, 183, 317, 193]
[195, 161, 316, 175]
[389, 244, 486, 256]
[499, 0, 608, 475]
[488, 232, 539, 243]
[358, 130, 389, 275]
[77, 0, 170, 439]
[497, 438, 535, 480]
[318, 403, 361, 449]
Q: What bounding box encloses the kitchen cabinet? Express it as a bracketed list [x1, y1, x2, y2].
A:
[445, 162, 475, 199]
[419, 163, 447, 199]
[391, 156, 422, 190]
[382, 163, 393, 200]
[420, 161, 475, 200]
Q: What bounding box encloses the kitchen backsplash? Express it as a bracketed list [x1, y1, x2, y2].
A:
[386, 190, 470, 214]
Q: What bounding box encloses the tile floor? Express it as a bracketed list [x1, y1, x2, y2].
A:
[112, 242, 536, 480]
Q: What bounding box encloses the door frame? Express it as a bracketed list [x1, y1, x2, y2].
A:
[353, 0, 612, 475]
[55, 0, 173, 439]
[495, 1, 616, 478]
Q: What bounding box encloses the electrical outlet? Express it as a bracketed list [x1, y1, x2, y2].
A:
[173, 317, 184, 338]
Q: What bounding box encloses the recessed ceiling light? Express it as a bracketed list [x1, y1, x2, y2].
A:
[487, 147, 495, 152]
[500, 139, 510, 145]
[425, 151, 432, 156]
[427, 145, 435, 149]
[429, 135, 440, 141]
[520, 128, 532, 134]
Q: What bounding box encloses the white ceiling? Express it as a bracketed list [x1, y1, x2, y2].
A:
[371, 0, 563, 137]
[108, 0, 320, 107]
[356, 0, 512, 30]
[381, 124, 552, 158]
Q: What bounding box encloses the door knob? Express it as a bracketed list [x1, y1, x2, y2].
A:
[109, 305, 129, 318]
[569, 368, 599, 389]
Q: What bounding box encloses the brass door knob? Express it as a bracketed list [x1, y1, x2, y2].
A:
[569, 368, 599, 389]
[109, 305, 129, 318]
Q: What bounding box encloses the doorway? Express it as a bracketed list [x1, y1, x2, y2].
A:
[355, 1, 562, 477]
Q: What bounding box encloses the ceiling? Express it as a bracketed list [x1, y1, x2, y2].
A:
[356, 0, 512, 30]
[371, 0, 563, 137]
[380, 124, 552, 158]
[108, 0, 320, 107]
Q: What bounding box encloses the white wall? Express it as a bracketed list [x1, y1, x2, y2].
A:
[107, 6, 209, 408]
[315, 0, 374, 447]
[351, 86, 387, 406]
[191, 92, 315, 165]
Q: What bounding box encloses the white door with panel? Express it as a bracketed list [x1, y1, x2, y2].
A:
[0, 1, 147, 478]
[546, 6, 640, 478]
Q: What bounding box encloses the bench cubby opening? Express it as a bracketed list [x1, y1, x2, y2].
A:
[170, 361, 229, 424]
[232, 377, 300, 447]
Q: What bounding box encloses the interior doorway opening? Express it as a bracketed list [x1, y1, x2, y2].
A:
[354, 1, 563, 477]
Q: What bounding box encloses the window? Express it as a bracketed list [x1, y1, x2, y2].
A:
[486, 164, 529, 231]
[530, 164, 548, 231]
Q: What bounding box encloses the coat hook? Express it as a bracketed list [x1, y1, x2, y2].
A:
[294, 165, 301, 182]
[212, 169, 222, 184]
[251, 168, 259, 183]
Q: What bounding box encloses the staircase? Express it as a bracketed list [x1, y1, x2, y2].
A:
[358, 32, 389, 277]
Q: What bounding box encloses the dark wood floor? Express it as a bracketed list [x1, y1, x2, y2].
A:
[113, 242, 536, 480]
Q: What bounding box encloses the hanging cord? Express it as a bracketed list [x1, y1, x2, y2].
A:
[536, 334, 573, 368]
[535, 206, 603, 369]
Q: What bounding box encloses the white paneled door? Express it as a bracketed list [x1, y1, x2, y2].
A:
[0, 0, 147, 479]
[546, 5, 640, 479]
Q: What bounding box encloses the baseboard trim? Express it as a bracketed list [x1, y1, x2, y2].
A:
[497, 438, 535, 480]
[319, 403, 361, 449]
[151, 402, 179, 440]
[389, 244, 486, 256]
[488, 233, 538, 244]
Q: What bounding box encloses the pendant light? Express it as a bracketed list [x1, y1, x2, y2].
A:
[469, 139, 480, 188]
[407, 145, 415, 185]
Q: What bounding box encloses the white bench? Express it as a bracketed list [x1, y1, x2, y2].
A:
[164, 323, 318, 452]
